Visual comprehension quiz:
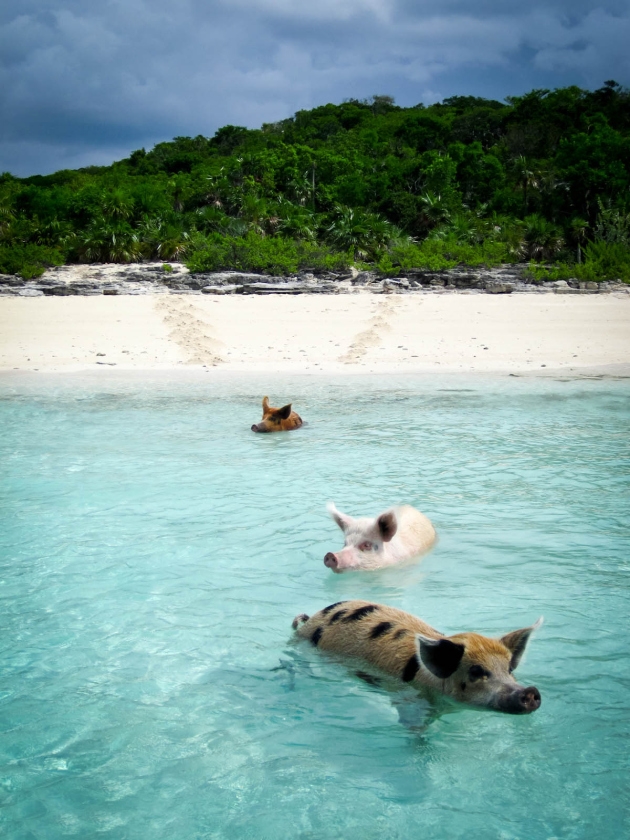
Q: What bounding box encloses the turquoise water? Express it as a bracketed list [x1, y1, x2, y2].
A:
[1, 372, 629, 840]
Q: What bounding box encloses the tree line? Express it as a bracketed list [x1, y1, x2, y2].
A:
[1, 83, 630, 281]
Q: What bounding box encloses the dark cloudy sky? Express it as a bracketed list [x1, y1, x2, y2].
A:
[2, 0, 630, 176]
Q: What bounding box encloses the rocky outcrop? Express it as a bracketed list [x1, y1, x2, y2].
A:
[0, 262, 628, 296]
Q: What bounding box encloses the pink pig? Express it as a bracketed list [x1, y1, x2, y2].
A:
[324, 502, 437, 573]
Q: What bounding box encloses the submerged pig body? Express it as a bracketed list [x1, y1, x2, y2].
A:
[251, 396, 303, 433]
[324, 503, 436, 572]
[292, 601, 542, 714]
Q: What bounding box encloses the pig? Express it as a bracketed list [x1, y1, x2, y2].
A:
[293, 601, 542, 715]
[251, 396, 303, 433]
[324, 502, 436, 572]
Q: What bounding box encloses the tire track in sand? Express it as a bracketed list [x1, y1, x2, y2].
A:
[338, 295, 401, 364]
[155, 295, 224, 365]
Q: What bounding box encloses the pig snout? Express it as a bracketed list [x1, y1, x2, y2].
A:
[324, 553, 339, 571]
[251, 423, 269, 433]
[323, 547, 369, 572]
[501, 685, 541, 714]
[518, 686, 542, 713]
[324, 548, 361, 572]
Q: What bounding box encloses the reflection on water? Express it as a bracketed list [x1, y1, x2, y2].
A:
[1, 374, 629, 839]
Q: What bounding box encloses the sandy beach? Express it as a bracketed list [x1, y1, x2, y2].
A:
[1, 292, 629, 375]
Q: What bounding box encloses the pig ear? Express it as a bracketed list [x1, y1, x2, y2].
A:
[500, 617, 543, 672]
[327, 502, 354, 532]
[275, 404, 292, 420]
[377, 510, 397, 542]
[262, 396, 270, 413]
[415, 635, 465, 679]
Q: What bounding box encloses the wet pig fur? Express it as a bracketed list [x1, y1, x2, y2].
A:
[324, 502, 436, 572]
[293, 601, 542, 715]
[251, 396, 303, 433]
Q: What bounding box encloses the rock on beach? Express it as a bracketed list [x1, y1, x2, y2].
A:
[0, 262, 628, 297]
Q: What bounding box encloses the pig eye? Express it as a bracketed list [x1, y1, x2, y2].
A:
[358, 541, 374, 551]
[469, 665, 490, 681]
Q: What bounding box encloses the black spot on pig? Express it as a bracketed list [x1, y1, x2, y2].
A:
[329, 609, 348, 624]
[311, 628, 323, 647]
[370, 621, 393, 639]
[401, 654, 420, 683]
[322, 601, 346, 615]
[344, 605, 378, 622]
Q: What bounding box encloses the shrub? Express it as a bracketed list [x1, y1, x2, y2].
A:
[186, 232, 350, 274]
[526, 242, 630, 283]
[138, 216, 192, 260]
[76, 219, 142, 262]
[525, 263, 574, 283]
[0, 243, 65, 278]
[294, 240, 352, 271]
[522, 214, 564, 261]
[388, 240, 457, 271]
[385, 237, 513, 272]
[325, 205, 395, 259]
[186, 232, 298, 274]
[581, 241, 630, 281]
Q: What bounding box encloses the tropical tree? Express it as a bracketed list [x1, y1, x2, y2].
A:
[326, 205, 395, 259]
[0, 201, 15, 236]
[276, 200, 318, 241]
[31, 216, 76, 249]
[569, 217, 589, 263]
[138, 216, 191, 260]
[429, 212, 480, 244]
[100, 189, 134, 220]
[78, 218, 142, 262]
[522, 215, 564, 261]
[417, 191, 451, 232]
[593, 198, 630, 244]
[511, 155, 540, 214]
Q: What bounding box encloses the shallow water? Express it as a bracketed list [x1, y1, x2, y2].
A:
[1, 373, 629, 840]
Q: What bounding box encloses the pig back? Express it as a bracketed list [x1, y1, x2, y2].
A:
[394, 505, 436, 557]
[295, 600, 440, 684]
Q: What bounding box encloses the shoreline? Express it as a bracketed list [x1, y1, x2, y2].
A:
[1, 292, 629, 377]
[1, 365, 629, 392]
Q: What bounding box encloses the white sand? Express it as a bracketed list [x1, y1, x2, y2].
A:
[1, 292, 629, 375]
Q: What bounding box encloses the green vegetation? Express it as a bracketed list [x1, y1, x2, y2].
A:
[2, 83, 630, 281]
[527, 242, 630, 283]
[185, 232, 352, 275]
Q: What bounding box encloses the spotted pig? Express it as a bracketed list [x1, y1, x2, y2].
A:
[251, 396, 303, 433]
[293, 600, 542, 714]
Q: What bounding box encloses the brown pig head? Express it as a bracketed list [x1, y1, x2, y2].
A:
[251, 396, 303, 433]
[415, 618, 543, 714]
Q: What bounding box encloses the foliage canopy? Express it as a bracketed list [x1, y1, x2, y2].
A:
[1, 82, 630, 280]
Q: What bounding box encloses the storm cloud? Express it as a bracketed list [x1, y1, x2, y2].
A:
[2, 0, 629, 175]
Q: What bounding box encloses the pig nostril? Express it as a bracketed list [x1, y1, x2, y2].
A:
[324, 553, 338, 569]
[251, 425, 259, 432]
[521, 687, 541, 710]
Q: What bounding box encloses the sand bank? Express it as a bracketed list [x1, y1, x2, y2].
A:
[1, 292, 629, 375]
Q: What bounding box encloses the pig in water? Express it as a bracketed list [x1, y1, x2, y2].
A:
[293, 601, 542, 715]
[324, 502, 436, 572]
[251, 396, 303, 433]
